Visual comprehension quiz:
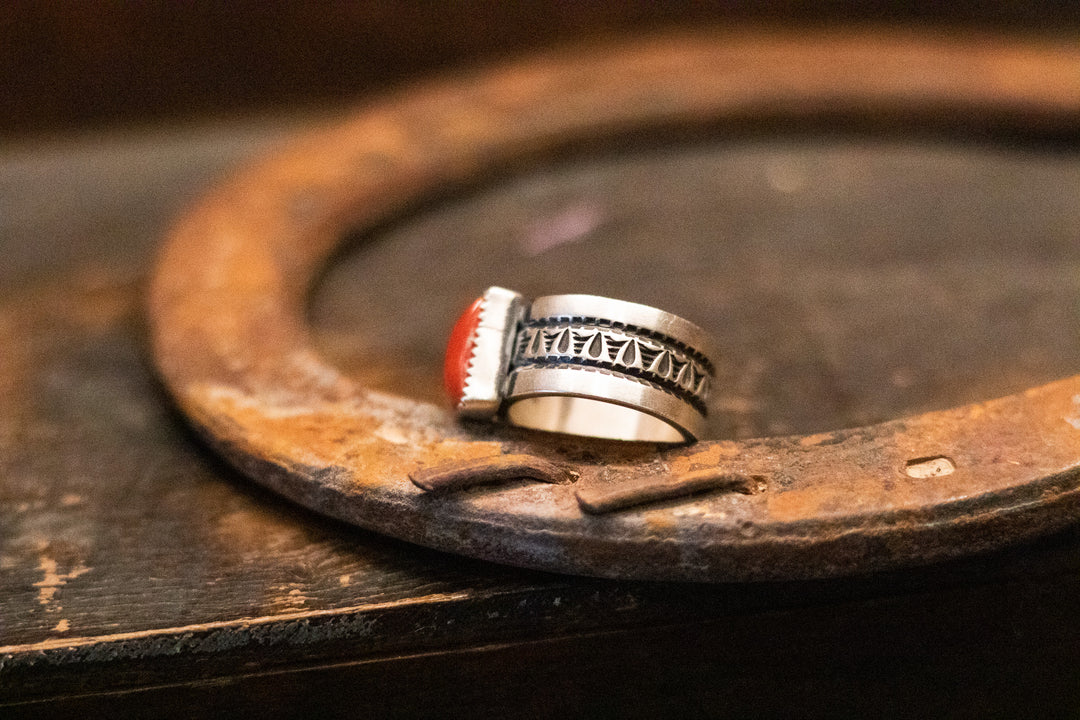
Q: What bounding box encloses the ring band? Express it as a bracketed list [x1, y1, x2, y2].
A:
[444, 287, 714, 442]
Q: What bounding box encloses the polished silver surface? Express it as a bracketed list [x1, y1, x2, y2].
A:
[506, 367, 705, 442]
[528, 294, 715, 366]
[450, 288, 713, 441]
[456, 286, 524, 418]
[505, 292, 713, 442]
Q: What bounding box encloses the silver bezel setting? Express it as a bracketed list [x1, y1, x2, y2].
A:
[456, 286, 525, 419]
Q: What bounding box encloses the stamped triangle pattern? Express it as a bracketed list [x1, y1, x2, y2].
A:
[514, 321, 711, 412]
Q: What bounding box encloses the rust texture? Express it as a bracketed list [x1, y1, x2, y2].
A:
[148, 30, 1080, 581]
[575, 469, 766, 515]
[410, 455, 578, 492]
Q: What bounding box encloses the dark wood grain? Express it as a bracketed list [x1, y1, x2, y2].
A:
[3, 107, 1080, 714]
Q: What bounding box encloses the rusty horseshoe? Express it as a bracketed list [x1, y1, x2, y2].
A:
[149, 31, 1080, 581]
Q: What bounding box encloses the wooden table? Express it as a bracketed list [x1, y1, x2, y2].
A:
[3, 108, 1080, 717]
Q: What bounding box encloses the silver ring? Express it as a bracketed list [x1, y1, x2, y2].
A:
[444, 287, 714, 442]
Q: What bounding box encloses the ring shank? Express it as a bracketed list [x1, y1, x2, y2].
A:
[506, 396, 688, 443]
[527, 294, 713, 362]
[505, 366, 705, 442]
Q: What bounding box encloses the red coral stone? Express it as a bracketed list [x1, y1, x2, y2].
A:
[443, 296, 484, 405]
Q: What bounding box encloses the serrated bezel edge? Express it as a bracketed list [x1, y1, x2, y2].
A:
[457, 286, 524, 418]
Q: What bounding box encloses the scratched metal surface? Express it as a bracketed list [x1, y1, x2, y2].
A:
[4, 41, 1080, 709]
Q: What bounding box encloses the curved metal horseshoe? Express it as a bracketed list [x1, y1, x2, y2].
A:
[149, 31, 1080, 581]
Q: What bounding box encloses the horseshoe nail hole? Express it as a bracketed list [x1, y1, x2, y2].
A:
[747, 475, 769, 495]
[904, 456, 956, 479]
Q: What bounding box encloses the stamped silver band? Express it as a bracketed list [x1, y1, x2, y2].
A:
[448, 289, 714, 443]
[506, 294, 711, 442]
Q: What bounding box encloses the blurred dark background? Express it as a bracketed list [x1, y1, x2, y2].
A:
[3, 1, 1080, 139]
